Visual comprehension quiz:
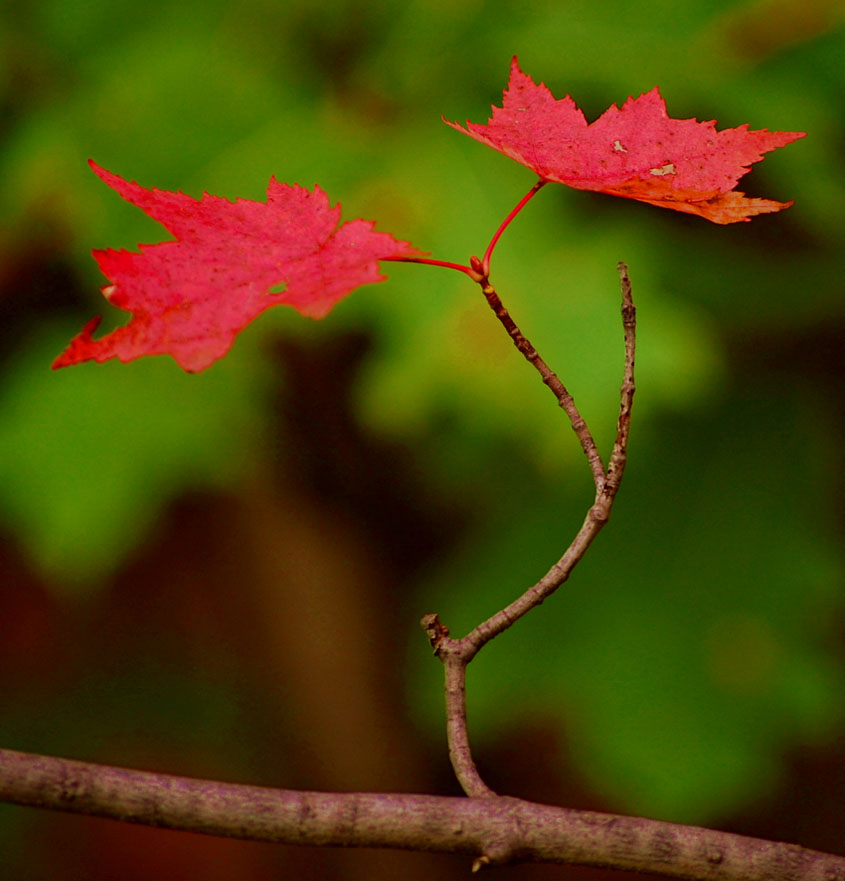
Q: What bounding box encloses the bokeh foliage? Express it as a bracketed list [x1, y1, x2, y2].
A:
[1, 0, 843, 841]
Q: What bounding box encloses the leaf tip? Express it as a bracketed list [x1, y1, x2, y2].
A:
[88, 158, 112, 183]
[52, 316, 104, 370]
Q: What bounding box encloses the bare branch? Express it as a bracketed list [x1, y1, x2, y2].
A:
[421, 615, 495, 798]
[425, 265, 638, 796]
[443, 654, 495, 799]
[2, 748, 843, 880]
[604, 262, 636, 499]
[464, 264, 637, 655]
[476, 273, 607, 489]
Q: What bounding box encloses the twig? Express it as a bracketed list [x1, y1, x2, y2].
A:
[426, 263, 636, 798]
[605, 262, 636, 497]
[2, 748, 843, 879]
[472, 264, 636, 649]
[422, 614, 495, 799]
[472, 260, 607, 488]
[471, 264, 636, 653]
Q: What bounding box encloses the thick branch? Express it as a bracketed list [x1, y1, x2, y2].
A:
[1, 748, 843, 880]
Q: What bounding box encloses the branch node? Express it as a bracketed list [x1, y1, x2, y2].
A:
[420, 613, 450, 655]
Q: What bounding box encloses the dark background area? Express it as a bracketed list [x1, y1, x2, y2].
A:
[1, 0, 843, 877]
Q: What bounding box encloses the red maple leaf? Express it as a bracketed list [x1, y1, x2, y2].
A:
[53, 162, 420, 372]
[446, 58, 805, 224]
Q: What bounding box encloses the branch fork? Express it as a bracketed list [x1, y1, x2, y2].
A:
[419, 200, 637, 808]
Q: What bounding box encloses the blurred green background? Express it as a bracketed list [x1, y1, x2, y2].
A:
[1, 0, 843, 878]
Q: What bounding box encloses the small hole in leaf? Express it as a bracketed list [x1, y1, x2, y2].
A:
[268, 283, 287, 294]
